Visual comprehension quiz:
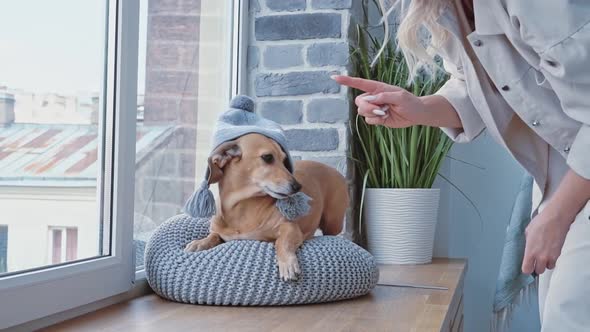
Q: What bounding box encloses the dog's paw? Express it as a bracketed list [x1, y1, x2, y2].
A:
[184, 239, 211, 252]
[277, 255, 301, 282]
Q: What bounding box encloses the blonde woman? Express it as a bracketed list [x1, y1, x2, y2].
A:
[333, 0, 590, 330]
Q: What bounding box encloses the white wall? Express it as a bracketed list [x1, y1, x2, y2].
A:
[0, 187, 99, 272]
[434, 132, 540, 332]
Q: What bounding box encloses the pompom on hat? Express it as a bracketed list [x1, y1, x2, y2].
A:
[183, 95, 309, 220]
[211, 95, 294, 171]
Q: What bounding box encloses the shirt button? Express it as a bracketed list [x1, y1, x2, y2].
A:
[545, 59, 558, 67]
[473, 40, 483, 47]
[564, 146, 571, 153]
[532, 120, 540, 127]
[501, 85, 510, 91]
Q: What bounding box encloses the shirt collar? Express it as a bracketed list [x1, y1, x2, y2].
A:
[473, 0, 504, 35]
[437, 0, 504, 37]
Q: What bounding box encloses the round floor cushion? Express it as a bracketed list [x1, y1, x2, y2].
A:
[145, 214, 379, 306]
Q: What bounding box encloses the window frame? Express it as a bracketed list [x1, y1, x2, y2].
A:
[231, 0, 250, 96]
[0, 0, 140, 329]
[0, 0, 249, 328]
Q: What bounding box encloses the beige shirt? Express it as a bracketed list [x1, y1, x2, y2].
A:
[435, 0, 590, 208]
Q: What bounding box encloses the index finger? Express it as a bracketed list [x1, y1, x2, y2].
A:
[521, 248, 535, 274]
[331, 75, 386, 93]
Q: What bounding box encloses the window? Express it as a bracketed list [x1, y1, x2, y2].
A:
[0, 0, 140, 328]
[133, 0, 243, 270]
[48, 227, 78, 264]
[0, 226, 7, 273]
[0, 0, 244, 328]
[0, 1, 106, 275]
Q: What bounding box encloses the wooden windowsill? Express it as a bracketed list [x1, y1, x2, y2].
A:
[43, 258, 467, 332]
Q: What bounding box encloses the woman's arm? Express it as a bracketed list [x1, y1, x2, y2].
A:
[419, 95, 463, 128]
[331, 75, 467, 129]
[522, 169, 590, 275]
[546, 170, 590, 222]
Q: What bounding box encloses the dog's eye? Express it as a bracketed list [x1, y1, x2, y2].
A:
[261, 154, 274, 164]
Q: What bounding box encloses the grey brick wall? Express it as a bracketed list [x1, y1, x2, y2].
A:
[307, 42, 349, 66]
[312, 0, 353, 10]
[263, 45, 304, 69]
[248, 0, 356, 238]
[307, 98, 349, 123]
[256, 71, 340, 96]
[259, 100, 303, 124]
[266, 0, 306, 12]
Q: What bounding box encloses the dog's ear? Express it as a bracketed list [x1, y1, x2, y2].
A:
[208, 140, 241, 184]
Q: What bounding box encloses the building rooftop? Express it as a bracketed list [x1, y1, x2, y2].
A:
[0, 123, 174, 187]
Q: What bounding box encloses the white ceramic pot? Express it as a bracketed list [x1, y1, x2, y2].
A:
[364, 188, 440, 264]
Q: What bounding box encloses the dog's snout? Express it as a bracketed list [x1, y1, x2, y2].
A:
[290, 180, 302, 193]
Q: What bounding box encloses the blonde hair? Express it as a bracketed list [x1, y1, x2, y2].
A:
[374, 0, 449, 80]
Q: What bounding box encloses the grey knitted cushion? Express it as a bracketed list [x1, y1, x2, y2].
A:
[145, 214, 379, 305]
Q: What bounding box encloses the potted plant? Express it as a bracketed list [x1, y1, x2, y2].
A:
[350, 20, 452, 264]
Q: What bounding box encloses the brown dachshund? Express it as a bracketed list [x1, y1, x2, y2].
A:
[185, 133, 349, 281]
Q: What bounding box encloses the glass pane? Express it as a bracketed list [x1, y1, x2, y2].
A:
[133, 0, 234, 270]
[0, 1, 109, 275]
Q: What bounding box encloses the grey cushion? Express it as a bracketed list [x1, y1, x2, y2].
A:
[145, 214, 379, 305]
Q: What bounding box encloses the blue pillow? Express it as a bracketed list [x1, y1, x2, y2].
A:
[145, 214, 379, 305]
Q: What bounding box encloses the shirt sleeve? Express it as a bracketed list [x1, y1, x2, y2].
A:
[537, 22, 590, 179]
[435, 61, 486, 143]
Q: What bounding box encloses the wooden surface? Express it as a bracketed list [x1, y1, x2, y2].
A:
[44, 258, 466, 332]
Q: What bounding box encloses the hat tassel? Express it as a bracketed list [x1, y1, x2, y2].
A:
[183, 180, 216, 219]
[275, 192, 312, 221]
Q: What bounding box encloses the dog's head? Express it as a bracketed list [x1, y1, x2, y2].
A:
[208, 133, 301, 199]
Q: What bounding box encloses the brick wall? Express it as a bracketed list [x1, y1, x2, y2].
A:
[248, 0, 362, 238]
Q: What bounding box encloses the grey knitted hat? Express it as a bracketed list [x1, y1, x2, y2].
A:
[184, 95, 309, 220]
[211, 95, 294, 172]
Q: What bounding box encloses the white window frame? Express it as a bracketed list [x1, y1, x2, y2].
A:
[231, 0, 251, 97]
[0, 0, 140, 329]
